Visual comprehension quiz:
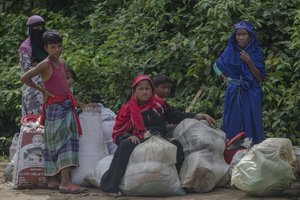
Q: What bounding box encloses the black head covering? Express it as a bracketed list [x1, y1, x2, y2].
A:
[29, 22, 48, 63]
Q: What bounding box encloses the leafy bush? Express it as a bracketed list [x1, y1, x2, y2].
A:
[0, 0, 299, 154]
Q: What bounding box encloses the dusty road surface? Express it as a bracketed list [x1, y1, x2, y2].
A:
[1, 161, 299, 200]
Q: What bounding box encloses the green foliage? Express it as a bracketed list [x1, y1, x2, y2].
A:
[0, 14, 25, 145]
[0, 137, 11, 156]
[0, 0, 299, 154]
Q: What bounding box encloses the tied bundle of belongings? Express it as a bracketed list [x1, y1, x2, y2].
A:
[85, 154, 114, 187]
[13, 114, 48, 189]
[119, 135, 185, 196]
[231, 138, 297, 196]
[294, 146, 300, 175]
[173, 119, 229, 192]
[71, 107, 109, 186]
[98, 103, 118, 154]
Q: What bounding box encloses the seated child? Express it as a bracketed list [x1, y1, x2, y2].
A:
[66, 65, 77, 93]
[153, 75, 175, 137]
[152, 75, 173, 99]
[66, 67, 97, 110]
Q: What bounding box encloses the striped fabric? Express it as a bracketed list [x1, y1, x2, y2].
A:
[43, 99, 79, 176]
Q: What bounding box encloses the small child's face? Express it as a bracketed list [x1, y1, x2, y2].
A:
[155, 83, 172, 98]
[45, 43, 63, 59]
[66, 72, 75, 88]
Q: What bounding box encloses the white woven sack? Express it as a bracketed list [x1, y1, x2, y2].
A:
[98, 103, 118, 154]
[71, 110, 109, 186]
[12, 125, 47, 189]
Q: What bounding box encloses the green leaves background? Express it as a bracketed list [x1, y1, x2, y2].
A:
[0, 0, 299, 154]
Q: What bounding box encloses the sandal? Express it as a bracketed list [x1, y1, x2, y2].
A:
[59, 185, 88, 194]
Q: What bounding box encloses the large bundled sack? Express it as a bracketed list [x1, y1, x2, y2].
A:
[173, 119, 226, 155]
[228, 149, 249, 177]
[173, 119, 229, 192]
[71, 109, 109, 186]
[98, 103, 118, 154]
[85, 154, 114, 187]
[294, 146, 300, 175]
[231, 138, 297, 196]
[179, 151, 229, 192]
[13, 124, 47, 189]
[119, 136, 185, 196]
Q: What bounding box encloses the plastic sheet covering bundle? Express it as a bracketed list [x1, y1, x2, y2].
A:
[173, 119, 229, 192]
[231, 138, 297, 196]
[85, 155, 114, 187]
[119, 136, 185, 196]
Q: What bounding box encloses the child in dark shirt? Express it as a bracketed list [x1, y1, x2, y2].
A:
[152, 75, 173, 99]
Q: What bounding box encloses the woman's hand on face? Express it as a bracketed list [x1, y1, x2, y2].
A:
[195, 113, 216, 127]
[128, 136, 140, 144]
[240, 50, 251, 63]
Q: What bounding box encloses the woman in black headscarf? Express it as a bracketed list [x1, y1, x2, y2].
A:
[19, 15, 48, 116]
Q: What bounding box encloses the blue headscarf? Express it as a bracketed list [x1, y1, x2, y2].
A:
[216, 20, 265, 83]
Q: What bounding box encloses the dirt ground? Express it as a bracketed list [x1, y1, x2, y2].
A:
[1, 161, 299, 200]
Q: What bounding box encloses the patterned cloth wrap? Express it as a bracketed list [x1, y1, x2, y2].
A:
[43, 99, 80, 176]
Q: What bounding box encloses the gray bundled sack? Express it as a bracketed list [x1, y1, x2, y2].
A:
[173, 119, 229, 192]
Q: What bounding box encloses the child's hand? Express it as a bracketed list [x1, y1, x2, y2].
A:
[42, 89, 54, 102]
[195, 113, 216, 128]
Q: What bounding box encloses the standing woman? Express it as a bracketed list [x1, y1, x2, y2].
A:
[19, 15, 48, 116]
[213, 20, 266, 144]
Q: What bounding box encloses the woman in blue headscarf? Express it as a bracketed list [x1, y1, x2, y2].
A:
[213, 20, 266, 144]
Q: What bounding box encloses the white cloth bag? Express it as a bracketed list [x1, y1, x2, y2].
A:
[71, 110, 109, 186]
[119, 136, 185, 196]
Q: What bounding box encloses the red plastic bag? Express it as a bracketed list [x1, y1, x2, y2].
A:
[224, 132, 246, 164]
